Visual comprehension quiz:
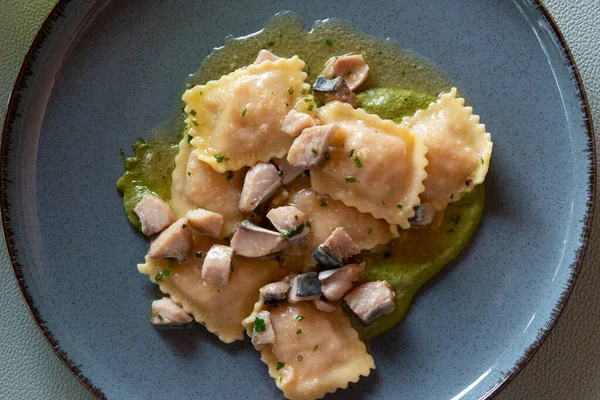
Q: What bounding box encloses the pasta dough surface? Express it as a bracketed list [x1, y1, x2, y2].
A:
[312, 101, 428, 228]
[282, 189, 398, 271]
[183, 56, 309, 172]
[169, 139, 246, 237]
[243, 301, 374, 400]
[402, 87, 492, 210]
[139, 238, 287, 343]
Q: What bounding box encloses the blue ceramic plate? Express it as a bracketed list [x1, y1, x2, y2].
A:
[2, 0, 595, 399]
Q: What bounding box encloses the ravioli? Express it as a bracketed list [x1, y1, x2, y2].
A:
[282, 188, 398, 271]
[169, 139, 246, 237]
[138, 237, 287, 343]
[183, 56, 310, 173]
[311, 101, 428, 228]
[401, 87, 492, 210]
[243, 301, 374, 400]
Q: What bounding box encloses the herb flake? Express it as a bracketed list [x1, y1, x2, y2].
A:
[296, 329, 302, 334]
[313, 344, 319, 351]
[345, 176, 357, 183]
[283, 224, 305, 238]
[215, 153, 229, 163]
[254, 317, 266, 332]
[311, 148, 318, 155]
[295, 315, 304, 321]
[276, 362, 285, 370]
[226, 171, 233, 180]
[354, 156, 363, 168]
[325, 39, 333, 46]
[241, 107, 247, 117]
[190, 109, 197, 116]
[347, 149, 355, 157]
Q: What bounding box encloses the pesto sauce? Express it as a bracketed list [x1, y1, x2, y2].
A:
[116, 140, 179, 229]
[117, 12, 486, 340]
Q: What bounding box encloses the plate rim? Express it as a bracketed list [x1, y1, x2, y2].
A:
[0, 0, 595, 399]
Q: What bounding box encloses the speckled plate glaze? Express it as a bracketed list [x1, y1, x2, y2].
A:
[1, 0, 595, 399]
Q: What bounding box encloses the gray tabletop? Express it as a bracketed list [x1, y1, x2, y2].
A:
[0, 0, 598, 398]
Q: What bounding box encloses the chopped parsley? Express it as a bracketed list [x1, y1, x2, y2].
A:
[295, 315, 304, 321]
[306, 221, 312, 228]
[480, 156, 484, 165]
[276, 362, 285, 370]
[345, 176, 357, 183]
[288, 87, 294, 95]
[354, 156, 363, 168]
[296, 329, 302, 334]
[215, 153, 229, 163]
[324, 151, 330, 160]
[182, 223, 187, 229]
[300, 88, 307, 94]
[308, 104, 314, 111]
[190, 109, 197, 116]
[383, 251, 392, 258]
[325, 39, 333, 46]
[241, 107, 247, 117]
[368, 228, 373, 235]
[283, 224, 305, 238]
[313, 344, 319, 351]
[195, 251, 203, 259]
[311, 148, 318, 155]
[226, 171, 233, 180]
[154, 269, 170, 282]
[294, 215, 298, 220]
[187, 172, 191, 176]
[320, 200, 327, 207]
[157, 314, 163, 321]
[254, 317, 266, 332]
[347, 149, 355, 157]
[304, 98, 312, 103]
[396, 203, 403, 209]
[187, 134, 193, 143]
[191, 119, 199, 126]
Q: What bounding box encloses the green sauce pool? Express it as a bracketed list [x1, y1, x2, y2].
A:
[117, 12, 486, 340]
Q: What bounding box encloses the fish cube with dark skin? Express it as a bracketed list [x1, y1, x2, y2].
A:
[148, 218, 192, 263]
[344, 280, 396, 325]
[272, 157, 305, 185]
[319, 263, 364, 301]
[151, 297, 193, 326]
[312, 76, 358, 107]
[321, 54, 370, 91]
[251, 310, 275, 350]
[289, 272, 322, 303]
[287, 124, 339, 169]
[230, 220, 288, 257]
[239, 163, 282, 214]
[201, 245, 233, 287]
[281, 109, 316, 138]
[134, 194, 176, 237]
[408, 203, 434, 226]
[259, 280, 290, 304]
[185, 208, 224, 238]
[266, 206, 309, 242]
[312, 227, 360, 269]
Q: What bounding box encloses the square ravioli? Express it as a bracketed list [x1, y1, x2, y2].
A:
[311, 101, 428, 228]
[243, 301, 375, 400]
[183, 56, 310, 173]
